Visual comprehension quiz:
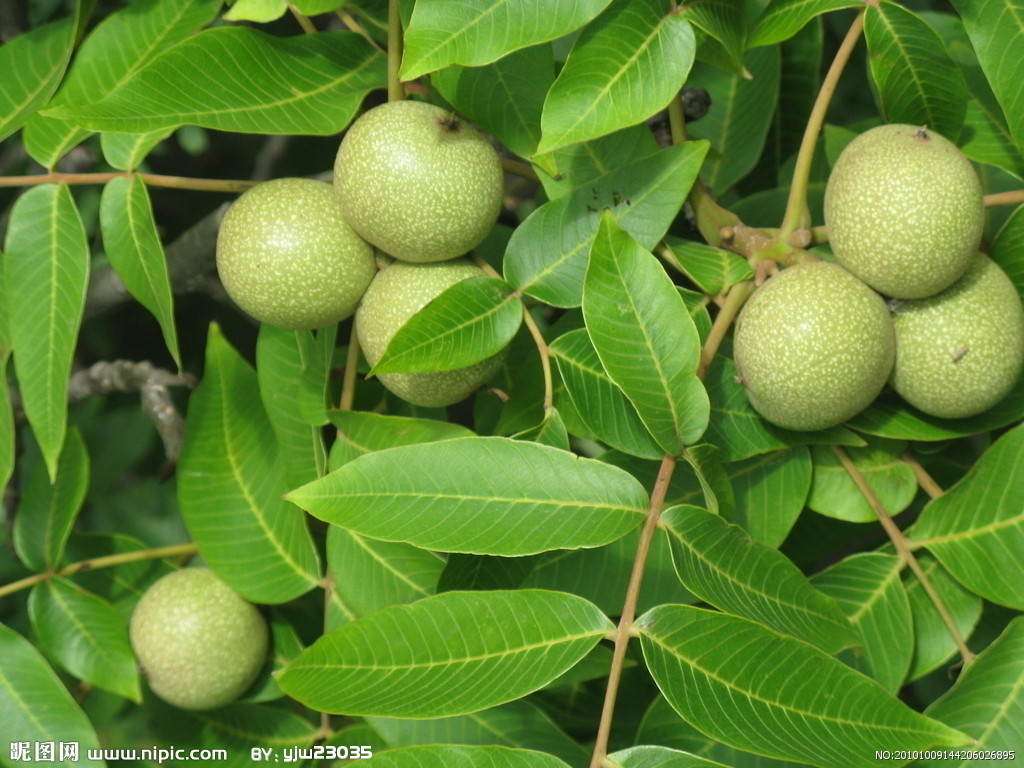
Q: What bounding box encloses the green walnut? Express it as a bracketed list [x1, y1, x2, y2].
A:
[130, 568, 268, 711]
[334, 100, 505, 263]
[216, 177, 376, 329]
[357, 259, 506, 407]
[891, 255, 1024, 418]
[733, 261, 896, 431]
[824, 124, 984, 299]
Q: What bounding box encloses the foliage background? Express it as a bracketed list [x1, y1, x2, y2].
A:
[1, 0, 1023, 766]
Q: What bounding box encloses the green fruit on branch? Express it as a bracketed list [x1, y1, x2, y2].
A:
[733, 261, 896, 431]
[890, 255, 1024, 418]
[129, 568, 268, 711]
[334, 100, 505, 264]
[216, 178, 376, 330]
[357, 259, 506, 407]
[824, 124, 983, 299]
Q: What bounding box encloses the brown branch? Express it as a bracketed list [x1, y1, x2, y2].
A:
[983, 190, 1024, 208]
[778, 9, 865, 240]
[698, 280, 753, 378]
[831, 445, 975, 665]
[0, 542, 198, 600]
[0, 171, 256, 193]
[67, 361, 195, 463]
[590, 454, 677, 768]
[901, 451, 946, 499]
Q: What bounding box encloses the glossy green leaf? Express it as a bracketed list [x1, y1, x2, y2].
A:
[293, 0, 346, 14]
[22, 0, 221, 167]
[289, 436, 647, 556]
[537, 0, 696, 154]
[729, 446, 811, 548]
[401, 0, 613, 81]
[768, 17, 825, 181]
[368, 700, 588, 766]
[687, 45, 781, 194]
[327, 410, 475, 470]
[504, 140, 709, 307]
[685, 0, 750, 73]
[749, 0, 859, 47]
[608, 746, 732, 768]
[523, 525, 694, 615]
[865, 2, 967, 141]
[177, 323, 321, 604]
[950, 0, 1024, 153]
[511, 408, 570, 450]
[807, 437, 918, 523]
[812, 553, 912, 693]
[372, 277, 522, 374]
[13, 428, 88, 573]
[583, 214, 709, 454]
[370, 745, 573, 768]
[151, 700, 319, 757]
[279, 590, 613, 717]
[432, 44, 554, 159]
[550, 328, 663, 460]
[663, 236, 753, 296]
[223, 0, 288, 22]
[256, 325, 329, 490]
[662, 505, 855, 654]
[539, 123, 660, 199]
[904, 553, 982, 681]
[0, 623, 103, 767]
[0, 359, 13, 501]
[703, 357, 867, 461]
[28, 578, 140, 702]
[101, 128, 174, 170]
[48, 28, 386, 135]
[99, 176, 181, 370]
[921, 615, 1024, 761]
[5, 184, 89, 481]
[908, 424, 1024, 609]
[638, 605, 970, 768]
[847, 388, 1024, 441]
[326, 526, 444, 626]
[635, 694, 815, 768]
[62, 533, 173, 620]
[0, 16, 75, 143]
[680, 444, 733, 516]
[959, 90, 1024, 179]
[437, 553, 537, 593]
[992, 204, 1024, 302]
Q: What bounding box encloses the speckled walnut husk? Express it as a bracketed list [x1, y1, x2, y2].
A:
[734, 261, 896, 432]
[824, 124, 983, 300]
[334, 100, 505, 264]
[130, 568, 268, 711]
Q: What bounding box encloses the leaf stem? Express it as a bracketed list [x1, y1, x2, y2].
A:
[590, 453, 677, 768]
[0, 171, 256, 193]
[831, 445, 975, 665]
[666, 81, 740, 246]
[287, 4, 317, 34]
[387, 0, 405, 102]
[471, 255, 555, 413]
[778, 8, 866, 240]
[520, 304, 555, 413]
[0, 543, 198, 600]
[335, 9, 385, 53]
[339, 321, 362, 412]
[901, 451, 945, 499]
[984, 190, 1024, 207]
[501, 157, 540, 183]
[698, 280, 753, 378]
